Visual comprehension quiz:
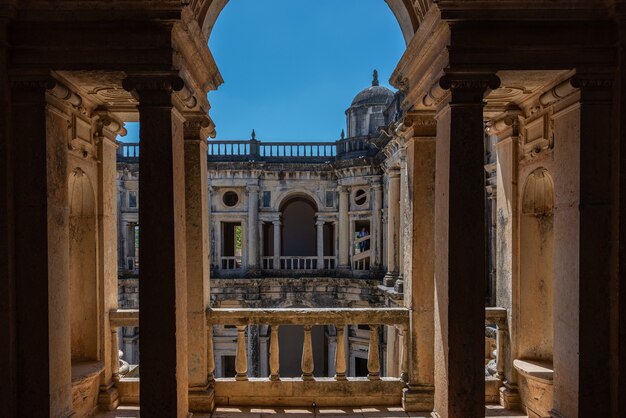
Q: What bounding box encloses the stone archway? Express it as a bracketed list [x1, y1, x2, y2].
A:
[191, 0, 424, 45]
[279, 195, 318, 257]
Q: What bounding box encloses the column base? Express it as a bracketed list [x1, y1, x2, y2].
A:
[402, 385, 434, 412]
[188, 386, 215, 413]
[383, 272, 398, 287]
[499, 382, 520, 411]
[97, 384, 120, 411]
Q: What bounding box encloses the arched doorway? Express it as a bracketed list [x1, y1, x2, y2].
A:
[280, 196, 317, 257]
[69, 169, 98, 362]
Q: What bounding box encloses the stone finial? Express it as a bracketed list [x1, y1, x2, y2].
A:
[251, 129, 256, 140]
[372, 69, 379, 87]
[340, 129, 345, 140]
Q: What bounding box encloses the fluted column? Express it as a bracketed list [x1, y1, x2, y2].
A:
[247, 184, 259, 269]
[433, 73, 499, 418]
[316, 219, 325, 269]
[383, 170, 400, 286]
[183, 113, 213, 411]
[337, 186, 350, 269]
[273, 220, 281, 269]
[123, 74, 189, 417]
[371, 179, 383, 269]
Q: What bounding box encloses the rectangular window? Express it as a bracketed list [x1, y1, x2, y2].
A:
[263, 191, 271, 207]
[325, 191, 335, 207]
[128, 191, 137, 208]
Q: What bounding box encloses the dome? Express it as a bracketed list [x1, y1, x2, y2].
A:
[350, 85, 395, 107]
[349, 70, 395, 107]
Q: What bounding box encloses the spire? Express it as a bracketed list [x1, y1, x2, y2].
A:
[251, 129, 256, 140]
[341, 129, 345, 140]
[372, 69, 379, 87]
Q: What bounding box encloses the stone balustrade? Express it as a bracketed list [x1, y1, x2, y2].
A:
[107, 307, 510, 407]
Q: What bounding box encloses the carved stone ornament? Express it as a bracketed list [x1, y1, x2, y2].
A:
[439, 73, 501, 92]
[122, 74, 185, 103]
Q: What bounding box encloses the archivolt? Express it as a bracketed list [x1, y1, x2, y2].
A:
[188, 0, 429, 45]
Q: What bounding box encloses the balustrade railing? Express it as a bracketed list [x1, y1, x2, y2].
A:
[207, 140, 337, 162]
[117, 142, 139, 160]
[485, 307, 508, 381]
[207, 307, 409, 382]
[220, 256, 242, 270]
[280, 256, 318, 270]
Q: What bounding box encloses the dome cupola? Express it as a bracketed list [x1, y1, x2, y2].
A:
[345, 70, 395, 138]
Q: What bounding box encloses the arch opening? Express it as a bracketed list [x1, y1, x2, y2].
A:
[280, 196, 318, 257]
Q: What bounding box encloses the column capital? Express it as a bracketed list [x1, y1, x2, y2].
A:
[439, 72, 500, 104]
[95, 111, 127, 142]
[122, 73, 184, 105]
[9, 73, 57, 104]
[369, 179, 383, 190]
[183, 113, 213, 141]
[337, 185, 350, 194]
[246, 184, 260, 194]
[403, 110, 437, 137]
[315, 219, 326, 226]
[272, 219, 282, 226]
[570, 72, 614, 103]
[386, 168, 401, 178]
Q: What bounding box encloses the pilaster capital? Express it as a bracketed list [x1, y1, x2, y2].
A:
[122, 73, 184, 105]
[570, 72, 615, 103]
[246, 184, 260, 194]
[386, 167, 401, 179]
[439, 72, 501, 104]
[337, 185, 350, 194]
[9, 72, 57, 104]
[485, 107, 522, 137]
[272, 219, 282, 227]
[315, 219, 326, 226]
[402, 110, 437, 137]
[183, 113, 212, 141]
[369, 179, 383, 190]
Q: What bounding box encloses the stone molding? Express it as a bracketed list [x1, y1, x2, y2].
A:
[122, 73, 184, 105]
[439, 73, 501, 104]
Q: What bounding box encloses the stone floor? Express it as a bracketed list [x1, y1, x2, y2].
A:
[96, 405, 527, 417]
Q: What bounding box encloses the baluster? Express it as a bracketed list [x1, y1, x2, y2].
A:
[270, 325, 280, 381]
[495, 324, 505, 380]
[235, 325, 248, 380]
[398, 325, 409, 382]
[335, 325, 346, 380]
[301, 325, 314, 380]
[207, 324, 215, 382]
[111, 328, 120, 382]
[367, 325, 381, 380]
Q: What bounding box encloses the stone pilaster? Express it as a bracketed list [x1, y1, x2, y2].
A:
[395, 153, 408, 293]
[401, 112, 436, 412]
[370, 179, 383, 269]
[552, 73, 614, 418]
[247, 184, 260, 269]
[433, 72, 500, 418]
[337, 186, 350, 269]
[273, 219, 281, 269]
[10, 75, 73, 417]
[95, 112, 125, 410]
[183, 113, 214, 412]
[123, 74, 189, 418]
[383, 169, 400, 287]
[316, 219, 325, 270]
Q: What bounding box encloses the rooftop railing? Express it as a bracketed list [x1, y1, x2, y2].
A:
[118, 137, 375, 164]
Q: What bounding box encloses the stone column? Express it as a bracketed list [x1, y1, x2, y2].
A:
[247, 184, 259, 269]
[316, 219, 325, 269]
[273, 219, 281, 269]
[10, 76, 72, 417]
[395, 153, 408, 293]
[401, 112, 436, 412]
[123, 74, 189, 418]
[383, 169, 400, 287]
[371, 179, 383, 269]
[183, 113, 213, 412]
[433, 73, 499, 418]
[95, 113, 126, 409]
[337, 186, 350, 269]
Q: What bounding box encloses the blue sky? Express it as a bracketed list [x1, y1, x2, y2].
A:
[119, 0, 405, 143]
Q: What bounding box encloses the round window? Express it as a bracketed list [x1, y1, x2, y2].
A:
[223, 191, 239, 207]
[354, 189, 368, 206]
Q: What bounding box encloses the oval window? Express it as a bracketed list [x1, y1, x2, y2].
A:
[223, 191, 239, 207]
[354, 189, 367, 206]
